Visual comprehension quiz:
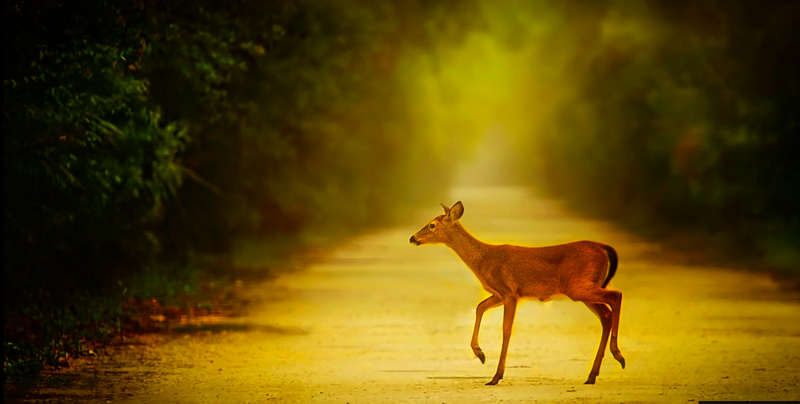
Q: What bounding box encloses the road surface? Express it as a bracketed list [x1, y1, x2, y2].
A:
[15, 187, 800, 403]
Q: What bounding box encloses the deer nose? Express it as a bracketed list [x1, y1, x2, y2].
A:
[409, 236, 416, 244]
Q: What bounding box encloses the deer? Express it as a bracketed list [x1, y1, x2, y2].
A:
[409, 201, 625, 386]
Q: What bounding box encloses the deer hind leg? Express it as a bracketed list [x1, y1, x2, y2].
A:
[604, 289, 626, 369]
[583, 302, 612, 385]
[472, 295, 502, 364]
[568, 288, 626, 373]
[487, 296, 517, 386]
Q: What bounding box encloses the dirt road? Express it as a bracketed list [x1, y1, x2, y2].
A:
[16, 187, 800, 403]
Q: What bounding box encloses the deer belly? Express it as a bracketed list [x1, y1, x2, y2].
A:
[533, 293, 568, 302]
[520, 282, 566, 302]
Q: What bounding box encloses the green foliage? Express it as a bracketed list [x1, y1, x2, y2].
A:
[3, 0, 467, 295]
[4, 342, 52, 381]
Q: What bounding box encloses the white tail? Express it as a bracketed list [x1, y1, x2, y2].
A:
[409, 201, 625, 385]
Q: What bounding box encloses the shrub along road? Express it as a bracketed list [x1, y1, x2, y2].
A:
[9, 187, 800, 403]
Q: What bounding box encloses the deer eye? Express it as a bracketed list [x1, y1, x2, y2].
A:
[429, 223, 436, 230]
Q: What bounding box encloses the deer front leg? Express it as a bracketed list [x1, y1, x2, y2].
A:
[471, 295, 502, 363]
[487, 296, 518, 386]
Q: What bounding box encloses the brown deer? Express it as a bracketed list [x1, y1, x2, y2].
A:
[409, 201, 625, 385]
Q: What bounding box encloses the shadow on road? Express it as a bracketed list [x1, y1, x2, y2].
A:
[169, 323, 309, 336]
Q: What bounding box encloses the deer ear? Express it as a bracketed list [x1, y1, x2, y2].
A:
[441, 203, 450, 215]
[449, 201, 464, 221]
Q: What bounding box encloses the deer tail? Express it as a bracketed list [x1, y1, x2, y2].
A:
[601, 245, 618, 288]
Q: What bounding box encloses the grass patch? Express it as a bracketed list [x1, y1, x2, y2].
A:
[3, 253, 234, 383]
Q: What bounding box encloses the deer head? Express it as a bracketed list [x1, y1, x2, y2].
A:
[409, 201, 464, 246]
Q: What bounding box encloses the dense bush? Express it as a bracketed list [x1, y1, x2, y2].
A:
[4, 0, 475, 296]
[4, 0, 187, 296]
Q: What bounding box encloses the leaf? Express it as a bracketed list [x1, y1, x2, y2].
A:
[59, 165, 85, 189]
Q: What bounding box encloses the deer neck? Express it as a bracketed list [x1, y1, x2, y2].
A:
[445, 222, 490, 276]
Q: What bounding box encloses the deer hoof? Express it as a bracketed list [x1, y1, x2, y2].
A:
[584, 372, 597, 385]
[486, 375, 502, 385]
[473, 349, 486, 364]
